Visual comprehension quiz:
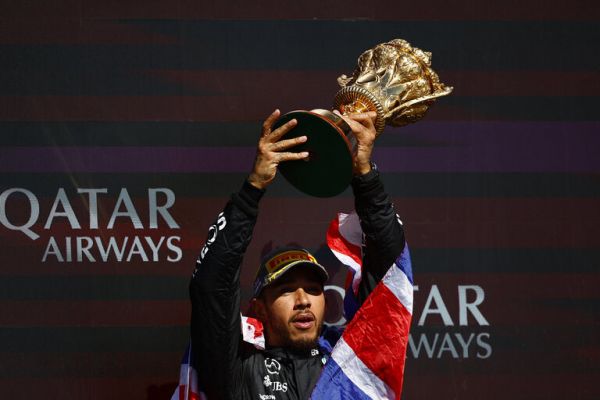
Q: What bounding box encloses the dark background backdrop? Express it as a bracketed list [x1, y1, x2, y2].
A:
[0, 1, 599, 398]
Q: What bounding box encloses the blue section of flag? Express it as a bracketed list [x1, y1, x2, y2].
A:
[318, 325, 343, 355]
[343, 285, 359, 321]
[396, 246, 413, 285]
[310, 358, 371, 400]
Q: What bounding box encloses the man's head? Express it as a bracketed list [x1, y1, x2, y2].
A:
[251, 247, 328, 351]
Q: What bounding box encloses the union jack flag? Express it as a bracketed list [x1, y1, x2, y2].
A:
[311, 211, 413, 400]
[170, 342, 205, 400]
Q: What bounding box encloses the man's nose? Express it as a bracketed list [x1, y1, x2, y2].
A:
[294, 288, 311, 309]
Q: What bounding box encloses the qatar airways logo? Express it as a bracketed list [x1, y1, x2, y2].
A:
[408, 284, 492, 360]
[0, 187, 182, 263]
[325, 283, 492, 360]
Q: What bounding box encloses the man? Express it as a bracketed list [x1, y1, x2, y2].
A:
[190, 109, 405, 399]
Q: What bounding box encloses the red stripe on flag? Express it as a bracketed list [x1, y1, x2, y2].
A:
[342, 282, 412, 397]
[326, 215, 362, 268]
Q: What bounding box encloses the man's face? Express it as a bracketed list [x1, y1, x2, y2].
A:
[254, 267, 325, 351]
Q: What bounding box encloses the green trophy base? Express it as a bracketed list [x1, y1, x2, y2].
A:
[272, 109, 356, 198]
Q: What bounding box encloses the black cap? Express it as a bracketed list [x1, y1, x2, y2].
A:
[252, 246, 329, 298]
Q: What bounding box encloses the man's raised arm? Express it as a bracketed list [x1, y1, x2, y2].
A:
[338, 111, 406, 305]
[189, 179, 263, 398]
[188, 109, 308, 398]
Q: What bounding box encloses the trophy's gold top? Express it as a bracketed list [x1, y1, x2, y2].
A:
[334, 38, 453, 135]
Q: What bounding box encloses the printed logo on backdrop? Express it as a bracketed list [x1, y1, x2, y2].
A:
[0, 187, 182, 263]
[409, 284, 492, 360]
[325, 283, 492, 360]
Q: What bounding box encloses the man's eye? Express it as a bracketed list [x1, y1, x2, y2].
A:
[307, 286, 323, 295]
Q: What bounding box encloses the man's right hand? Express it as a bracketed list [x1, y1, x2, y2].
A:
[248, 109, 309, 190]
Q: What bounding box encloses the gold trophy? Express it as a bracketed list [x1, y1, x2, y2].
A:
[273, 38, 453, 197]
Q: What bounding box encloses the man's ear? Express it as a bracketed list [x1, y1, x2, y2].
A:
[251, 297, 268, 322]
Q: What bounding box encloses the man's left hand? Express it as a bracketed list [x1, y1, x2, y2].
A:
[336, 111, 378, 176]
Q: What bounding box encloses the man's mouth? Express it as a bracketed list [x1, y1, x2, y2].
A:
[291, 312, 315, 330]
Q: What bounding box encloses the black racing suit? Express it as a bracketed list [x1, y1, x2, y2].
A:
[190, 169, 405, 400]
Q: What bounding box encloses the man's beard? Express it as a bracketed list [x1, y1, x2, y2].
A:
[282, 323, 323, 352]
